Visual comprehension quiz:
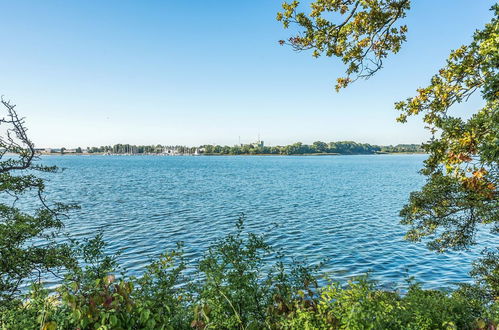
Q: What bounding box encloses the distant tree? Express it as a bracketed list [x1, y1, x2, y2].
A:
[312, 141, 327, 153]
[203, 145, 214, 154]
[76, 147, 82, 153]
[195, 141, 386, 155]
[0, 99, 76, 306]
[231, 145, 242, 155]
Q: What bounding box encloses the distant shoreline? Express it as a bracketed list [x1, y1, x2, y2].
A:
[35, 152, 426, 157]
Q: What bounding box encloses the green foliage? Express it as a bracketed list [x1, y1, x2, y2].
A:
[134, 243, 191, 329]
[192, 216, 316, 329]
[277, 0, 498, 311]
[1, 217, 498, 329]
[380, 144, 424, 153]
[200, 141, 418, 155]
[277, 0, 410, 90]
[58, 234, 129, 329]
[0, 283, 64, 330]
[86, 141, 422, 156]
[194, 217, 275, 329]
[62, 275, 140, 329]
[277, 0, 498, 255]
[54, 234, 189, 329]
[281, 277, 490, 330]
[0, 99, 77, 308]
[88, 141, 423, 155]
[86, 144, 199, 155]
[397, 5, 498, 253]
[469, 248, 499, 301]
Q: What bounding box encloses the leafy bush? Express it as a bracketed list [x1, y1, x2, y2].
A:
[192, 216, 316, 329]
[133, 244, 191, 329]
[280, 278, 493, 330]
[1, 218, 498, 329]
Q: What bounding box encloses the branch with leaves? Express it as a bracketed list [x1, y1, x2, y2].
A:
[397, 5, 498, 251]
[0, 99, 78, 305]
[277, 0, 410, 90]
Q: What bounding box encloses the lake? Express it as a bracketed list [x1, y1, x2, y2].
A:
[39, 154, 487, 289]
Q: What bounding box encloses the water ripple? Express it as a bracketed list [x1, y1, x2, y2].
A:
[37, 154, 494, 289]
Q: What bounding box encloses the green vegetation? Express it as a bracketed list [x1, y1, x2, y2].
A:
[279, 0, 498, 308]
[1, 216, 498, 329]
[0, 0, 497, 328]
[82, 141, 422, 155]
[0, 99, 497, 329]
[278, 0, 498, 253]
[277, 0, 410, 91]
[0, 99, 77, 307]
[86, 144, 199, 155]
[379, 144, 424, 154]
[396, 7, 499, 255]
[201, 141, 423, 155]
[1, 100, 496, 329]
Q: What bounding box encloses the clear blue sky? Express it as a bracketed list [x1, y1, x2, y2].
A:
[0, 0, 495, 148]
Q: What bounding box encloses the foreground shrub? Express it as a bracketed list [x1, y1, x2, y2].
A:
[280, 278, 498, 330]
[1, 218, 498, 329]
[191, 216, 316, 329]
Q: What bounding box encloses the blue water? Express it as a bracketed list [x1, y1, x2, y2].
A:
[39, 154, 487, 289]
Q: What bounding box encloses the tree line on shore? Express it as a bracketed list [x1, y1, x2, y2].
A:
[201, 141, 423, 155]
[81, 141, 423, 155]
[85, 144, 198, 155]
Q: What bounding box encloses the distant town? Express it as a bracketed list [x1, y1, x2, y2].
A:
[36, 140, 424, 156]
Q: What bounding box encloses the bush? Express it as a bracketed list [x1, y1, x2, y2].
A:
[192, 215, 316, 329]
[0, 218, 498, 329]
[280, 278, 492, 330]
